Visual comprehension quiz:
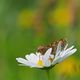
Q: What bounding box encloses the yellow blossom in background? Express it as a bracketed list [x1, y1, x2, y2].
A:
[17, 9, 35, 28]
[55, 57, 78, 76]
[48, 8, 72, 26]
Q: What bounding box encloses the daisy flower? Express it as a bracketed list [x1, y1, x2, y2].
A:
[16, 39, 77, 69]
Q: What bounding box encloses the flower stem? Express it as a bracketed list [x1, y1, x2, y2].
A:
[46, 69, 50, 80]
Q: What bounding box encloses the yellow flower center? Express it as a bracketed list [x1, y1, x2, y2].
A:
[37, 60, 44, 66]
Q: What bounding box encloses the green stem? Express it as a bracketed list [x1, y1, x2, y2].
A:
[46, 70, 50, 80]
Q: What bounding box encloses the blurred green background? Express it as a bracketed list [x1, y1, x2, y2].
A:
[0, 0, 80, 80]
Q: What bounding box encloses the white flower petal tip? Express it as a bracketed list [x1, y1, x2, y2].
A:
[16, 39, 77, 70]
[16, 58, 27, 65]
[72, 48, 77, 52]
[16, 58, 25, 63]
[45, 48, 52, 55]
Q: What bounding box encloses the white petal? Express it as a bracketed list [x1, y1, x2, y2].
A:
[59, 46, 74, 57]
[16, 58, 41, 68]
[64, 44, 68, 50]
[61, 48, 77, 58]
[55, 50, 61, 57]
[16, 58, 33, 66]
[52, 56, 61, 65]
[16, 58, 28, 64]
[45, 48, 52, 55]
[43, 48, 52, 60]
[36, 52, 41, 56]
[25, 53, 39, 63]
[43, 59, 51, 67]
[29, 63, 43, 68]
[64, 46, 74, 54]
[59, 48, 77, 62]
[56, 41, 61, 53]
[55, 42, 62, 57]
[52, 48, 77, 65]
[43, 48, 52, 67]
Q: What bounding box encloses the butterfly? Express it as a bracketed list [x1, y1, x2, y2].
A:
[37, 39, 67, 55]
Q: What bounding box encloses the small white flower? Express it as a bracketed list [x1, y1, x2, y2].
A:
[16, 42, 77, 69]
[16, 48, 52, 68]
